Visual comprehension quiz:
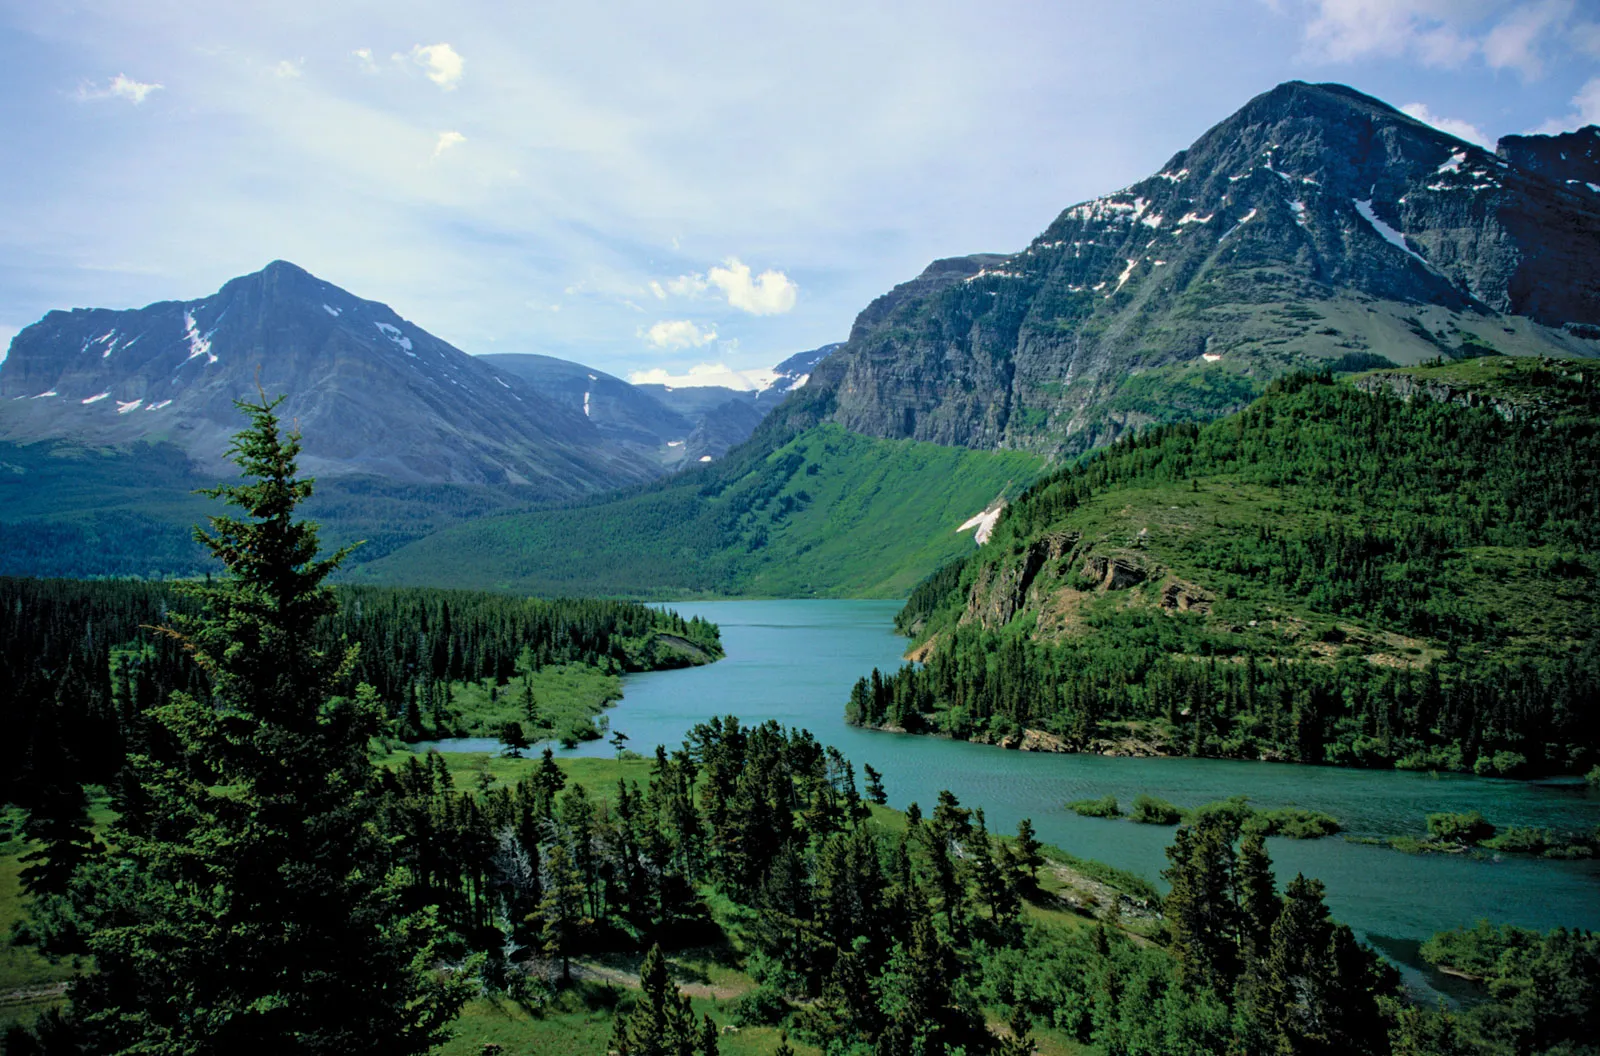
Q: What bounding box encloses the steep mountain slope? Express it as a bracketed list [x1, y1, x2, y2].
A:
[797, 82, 1600, 456]
[0, 261, 656, 492]
[868, 357, 1599, 774]
[350, 408, 1043, 599]
[477, 353, 696, 459]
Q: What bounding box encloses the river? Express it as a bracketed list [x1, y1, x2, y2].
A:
[417, 599, 1600, 999]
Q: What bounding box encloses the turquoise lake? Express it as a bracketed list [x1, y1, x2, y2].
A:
[417, 599, 1600, 999]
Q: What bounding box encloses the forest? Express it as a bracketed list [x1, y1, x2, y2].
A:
[861, 363, 1600, 776]
[0, 387, 1593, 1056]
[1, 573, 722, 810]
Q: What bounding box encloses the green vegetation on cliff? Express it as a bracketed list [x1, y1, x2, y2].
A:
[353, 421, 1044, 598]
[856, 357, 1600, 775]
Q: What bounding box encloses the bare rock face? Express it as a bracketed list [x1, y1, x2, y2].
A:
[0, 261, 658, 496]
[1353, 373, 1521, 421]
[1081, 554, 1147, 591]
[803, 82, 1600, 457]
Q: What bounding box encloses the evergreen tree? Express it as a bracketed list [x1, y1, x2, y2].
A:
[608, 944, 700, 1056]
[1013, 818, 1044, 884]
[34, 392, 468, 1055]
[1242, 874, 1395, 1056]
[535, 840, 591, 985]
[863, 763, 888, 805]
[17, 780, 102, 898]
[500, 720, 530, 758]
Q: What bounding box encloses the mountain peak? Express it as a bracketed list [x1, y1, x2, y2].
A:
[796, 80, 1600, 457]
[0, 265, 660, 492]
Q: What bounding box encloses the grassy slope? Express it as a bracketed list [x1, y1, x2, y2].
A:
[352, 424, 1045, 599]
[0, 437, 538, 578]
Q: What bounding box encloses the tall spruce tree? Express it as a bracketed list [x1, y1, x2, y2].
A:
[38, 392, 468, 1055]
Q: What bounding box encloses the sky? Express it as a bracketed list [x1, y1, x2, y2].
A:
[0, 0, 1596, 385]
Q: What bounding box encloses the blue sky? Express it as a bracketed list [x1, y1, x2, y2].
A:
[1, 0, 1596, 383]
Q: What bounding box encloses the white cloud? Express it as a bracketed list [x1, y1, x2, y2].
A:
[1296, 0, 1473, 64]
[272, 59, 303, 79]
[1531, 75, 1600, 132]
[648, 258, 796, 314]
[352, 47, 379, 74]
[627, 363, 779, 390]
[404, 43, 464, 90]
[76, 73, 163, 104]
[1401, 102, 1493, 146]
[433, 130, 467, 157]
[1483, 0, 1571, 77]
[708, 258, 798, 315]
[641, 319, 718, 349]
[1288, 0, 1577, 75]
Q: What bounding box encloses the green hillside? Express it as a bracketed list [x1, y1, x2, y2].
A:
[0, 438, 536, 579]
[352, 422, 1045, 598]
[859, 356, 1600, 775]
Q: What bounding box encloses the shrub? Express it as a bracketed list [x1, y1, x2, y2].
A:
[728, 985, 790, 1027]
[1129, 794, 1181, 825]
[1426, 811, 1495, 846]
[1251, 806, 1341, 839]
[1067, 795, 1121, 818]
[1472, 751, 1526, 777]
[1482, 826, 1551, 855]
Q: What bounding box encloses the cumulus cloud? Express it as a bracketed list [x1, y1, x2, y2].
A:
[433, 130, 466, 157]
[1287, 0, 1578, 75]
[650, 257, 797, 315]
[627, 363, 779, 390]
[272, 59, 303, 79]
[1400, 102, 1493, 147]
[404, 43, 464, 89]
[352, 47, 379, 74]
[708, 258, 798, 315]
[641, 320, 718, 349]
[76, 73, 163, 104]
[1531, 75, 1600, 132]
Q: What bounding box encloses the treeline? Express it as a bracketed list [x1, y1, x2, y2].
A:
[872, 370, 1600, 774]
[0, 576, 720, 806]
[849, 617, 1599, 772]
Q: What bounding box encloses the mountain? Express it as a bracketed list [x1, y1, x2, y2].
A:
[476, 353, 696, 461]
[767, 341, 843, 397]
[484, 342, 844, 467]
[0, 260, 656, 493]
[796, 82, 1600, 455]
[873, 356, 1600, 774]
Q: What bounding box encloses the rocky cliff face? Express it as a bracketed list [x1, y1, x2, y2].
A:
[0, 262, 658, 495]
[804, 82, 1600, 455]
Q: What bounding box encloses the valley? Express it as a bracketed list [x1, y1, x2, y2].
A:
[4, 71, 1600, 1056]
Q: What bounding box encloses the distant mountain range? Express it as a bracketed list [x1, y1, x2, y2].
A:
[0, 260, 840, 490]
[0, 261, 658, 496]
[481, 342, 839, 468]
[794, 81, 1600, 454]
[5, 80, 1598, 594]
[0, 261, 839, 578]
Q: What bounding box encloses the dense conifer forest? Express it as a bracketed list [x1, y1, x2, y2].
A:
[856, 362, 1600, 777]
[1, 574, 722, 813]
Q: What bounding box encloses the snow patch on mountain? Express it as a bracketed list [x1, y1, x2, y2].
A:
[1353, 198, 1435, 270]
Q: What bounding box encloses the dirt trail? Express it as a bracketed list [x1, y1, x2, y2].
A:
[0, 982, 68, 1006]
[568, 961, 744, 1000]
